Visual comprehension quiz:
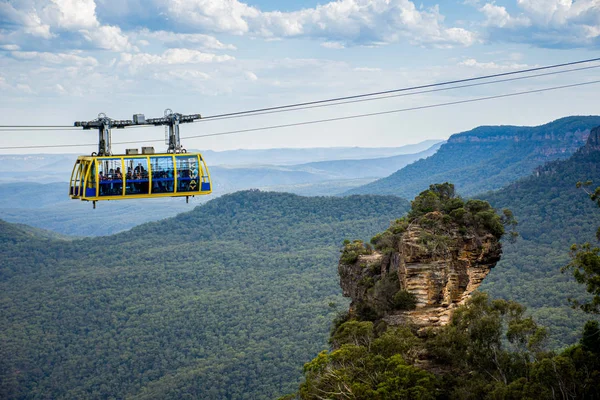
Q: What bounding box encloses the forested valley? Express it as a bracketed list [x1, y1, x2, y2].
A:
[481, 140, 600, 346]
[1, 193, 410, 399]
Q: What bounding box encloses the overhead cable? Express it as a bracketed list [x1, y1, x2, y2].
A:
[198, 64, 600, 123]
[1, 79, 598, 150]
[199, 57, 600, 121]
[1, 56, 599, 129]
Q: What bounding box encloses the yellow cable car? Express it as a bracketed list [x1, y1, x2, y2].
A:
[70, 153, 211, 201]
[69, 111, 212, 207]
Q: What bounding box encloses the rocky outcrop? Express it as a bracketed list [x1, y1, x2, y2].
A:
[536, 124, 600, 176]
[339, 212, 502, 334]
[581, 125, 600, 153]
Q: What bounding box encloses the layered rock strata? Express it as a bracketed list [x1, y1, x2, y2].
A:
[339, 215, 502, 333]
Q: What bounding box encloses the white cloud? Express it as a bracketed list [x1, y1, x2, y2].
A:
[479, 0, 600, 47]
[458, 58, 529, 70]
[0, 2, 53, 38]
[164, 70, 211, 80]
[516, 0, 600, 26]
[160, 0, 477, 47]
[354, 67, 382, 72]
[244, 71, 258, 81]
[321, 41, 345, 49]
[44, 0, 98, 29]
[134, 29, 237, 50]
[0, 0, 133, 51]
[480, 3, 530, 28]
[118, 48, 235, 73]
[11, 51, 99, 66]
[80, 25, 135, 52]
[55, 83, 67, 94]
[16, 83, 35, 94]
[0, 44, 21, 51]
[161, 48, 235, 64]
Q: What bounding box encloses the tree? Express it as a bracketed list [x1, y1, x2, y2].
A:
[562, 181, 600, 314]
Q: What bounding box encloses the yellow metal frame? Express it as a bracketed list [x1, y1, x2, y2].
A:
[69, 153, 212, 202]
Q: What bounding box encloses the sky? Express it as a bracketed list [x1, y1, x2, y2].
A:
[0, 0, 599, 154]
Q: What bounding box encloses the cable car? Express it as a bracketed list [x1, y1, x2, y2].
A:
[69, 110, 212, 207]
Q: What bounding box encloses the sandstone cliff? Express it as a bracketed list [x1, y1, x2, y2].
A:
[338, 184, 507, 333]
[345, 116, 600, 199]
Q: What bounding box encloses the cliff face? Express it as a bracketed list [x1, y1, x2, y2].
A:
[345, 115, 600, 199]
[445, 125, 590, 157]
[581, 125, 600, 153]
[535, 124, 600, 176]
[339, 209, 503, 333]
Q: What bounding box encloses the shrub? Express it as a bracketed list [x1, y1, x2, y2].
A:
[393, 290, 418, 310]
[340, 240, 372, 264]
[355, 301, 380, 321]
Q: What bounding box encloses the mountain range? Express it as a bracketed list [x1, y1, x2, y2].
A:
[346, 116, 600, 198]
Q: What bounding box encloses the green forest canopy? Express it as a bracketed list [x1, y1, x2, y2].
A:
[0, 191, 410, 399]
[481, 144, 600, 347]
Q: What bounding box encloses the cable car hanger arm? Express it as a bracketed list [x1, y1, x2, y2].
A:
[73, 110, 201, 156]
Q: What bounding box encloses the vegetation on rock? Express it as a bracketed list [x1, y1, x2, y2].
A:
[339, 183, 511, 326]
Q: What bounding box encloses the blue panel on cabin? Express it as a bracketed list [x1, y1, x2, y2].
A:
[86, 188, 96, 197]
[201, 182, 211, 191]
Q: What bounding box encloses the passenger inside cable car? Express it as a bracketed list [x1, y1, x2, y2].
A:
[70, 153, 211, 203]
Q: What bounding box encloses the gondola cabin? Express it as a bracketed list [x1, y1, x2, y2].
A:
[70, 152, 211, 203]
[71, 111, 211, 207]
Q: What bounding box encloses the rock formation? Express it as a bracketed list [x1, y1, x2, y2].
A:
[338, 186, 505, 334]
[581, 125, 600, 153]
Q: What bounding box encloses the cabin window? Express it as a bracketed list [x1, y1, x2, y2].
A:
[125, 157, 149, 195]
[70, 161, 82, 196]
[150, 156, 174, 194]
[85, 161, 96, 197]
[98, 159, 124, 196]
[176, 155, 199, 192]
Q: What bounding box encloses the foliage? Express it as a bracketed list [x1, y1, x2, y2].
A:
[295, 292, 600, 399]
[330, 321, 375, 348]
[299, 343, 437, 399]
[581, 320, 600, 354]
[0, 191, 410, 400]
[340, 240, 373, 264]
[372, 183, 513, 255]
[392, 290, 417, 311]
[481, 146, 600, 348]
[561, 180, 600, 314]
[564, 242, 600, 313]
[427, 293, 548, 376]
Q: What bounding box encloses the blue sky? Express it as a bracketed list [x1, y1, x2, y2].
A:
[0, 0, 599, 153]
